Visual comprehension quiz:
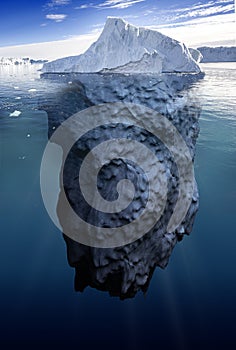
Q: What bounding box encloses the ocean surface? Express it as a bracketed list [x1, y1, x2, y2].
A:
[0, 63, 235, 349]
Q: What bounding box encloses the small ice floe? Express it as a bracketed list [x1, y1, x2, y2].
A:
[28, 88, 37, 92]
[14, 86, 19, 90]
[15, 96, 21, 100]
[52, 126, 56, 130]
[68, 81, 73, 85]
[9, 110, 21, 117]
[26, 134, 31, 138]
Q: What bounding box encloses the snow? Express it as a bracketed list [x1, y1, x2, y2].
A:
[197, 46, 236, 62]
[42, 17, 201, 74]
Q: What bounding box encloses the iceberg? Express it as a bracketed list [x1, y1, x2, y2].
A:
[40, 70, 202, 298]
[0, 57, 47, 66]
[197, 46, 236, 62]
[39, 18, 204, 298]
[189, 48, 203, 63]
[42, 17, 201, 74]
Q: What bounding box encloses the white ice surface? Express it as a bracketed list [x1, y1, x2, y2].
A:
[42, 17, 201, 74]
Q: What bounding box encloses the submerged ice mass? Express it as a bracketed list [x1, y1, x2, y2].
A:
[42, 17, 201, 74]
[40, 71, 202, 298]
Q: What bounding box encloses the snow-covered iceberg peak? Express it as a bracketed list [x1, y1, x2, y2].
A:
[42, 17, 201, 74]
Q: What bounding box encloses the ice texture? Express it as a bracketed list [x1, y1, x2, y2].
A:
[198, 46, 236, 62]
[189, 48, 203, 63]
[0, 57, 47, 65]
[42, 17, 201, 74]
[40, 71, 202, 298]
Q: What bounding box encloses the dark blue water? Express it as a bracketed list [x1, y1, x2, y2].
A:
[0, 63, 235, 349]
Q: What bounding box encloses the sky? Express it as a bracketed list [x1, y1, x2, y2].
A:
[0, 0, 235, 59]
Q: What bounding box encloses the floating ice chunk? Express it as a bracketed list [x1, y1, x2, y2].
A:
[9, 110, 21, 117]
[15, 96, 21, 100]
[28, 88, 37, 92]
[14, 86, 19, 90]
[26, 134, 31, 138]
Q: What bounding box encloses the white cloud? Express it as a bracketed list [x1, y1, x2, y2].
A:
[170, 0, 233, 14]
[150, 13, 236, 47]
[174, 3, 234, 20]
[46, 14, 67, 22]
[98, 0, 145, 9]
[77, 4, 91, 9]
[156, 0, 235, 23]
[77, 0, 145, 10]
[174, 4, 234, 20]
[46, 0, 70, 7]
[122, 14, 139, 19]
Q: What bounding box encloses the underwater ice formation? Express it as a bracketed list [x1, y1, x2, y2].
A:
[40, 71, 202, 299]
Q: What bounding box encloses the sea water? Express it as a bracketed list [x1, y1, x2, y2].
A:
[0, 63, 235, 349]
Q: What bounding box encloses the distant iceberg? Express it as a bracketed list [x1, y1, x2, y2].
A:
[197, 46, 236, 62]
[0, 57, 48, 66]
[42, 17, 201, 74]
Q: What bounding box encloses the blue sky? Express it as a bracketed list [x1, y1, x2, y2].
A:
[0, 0, 235, 59]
